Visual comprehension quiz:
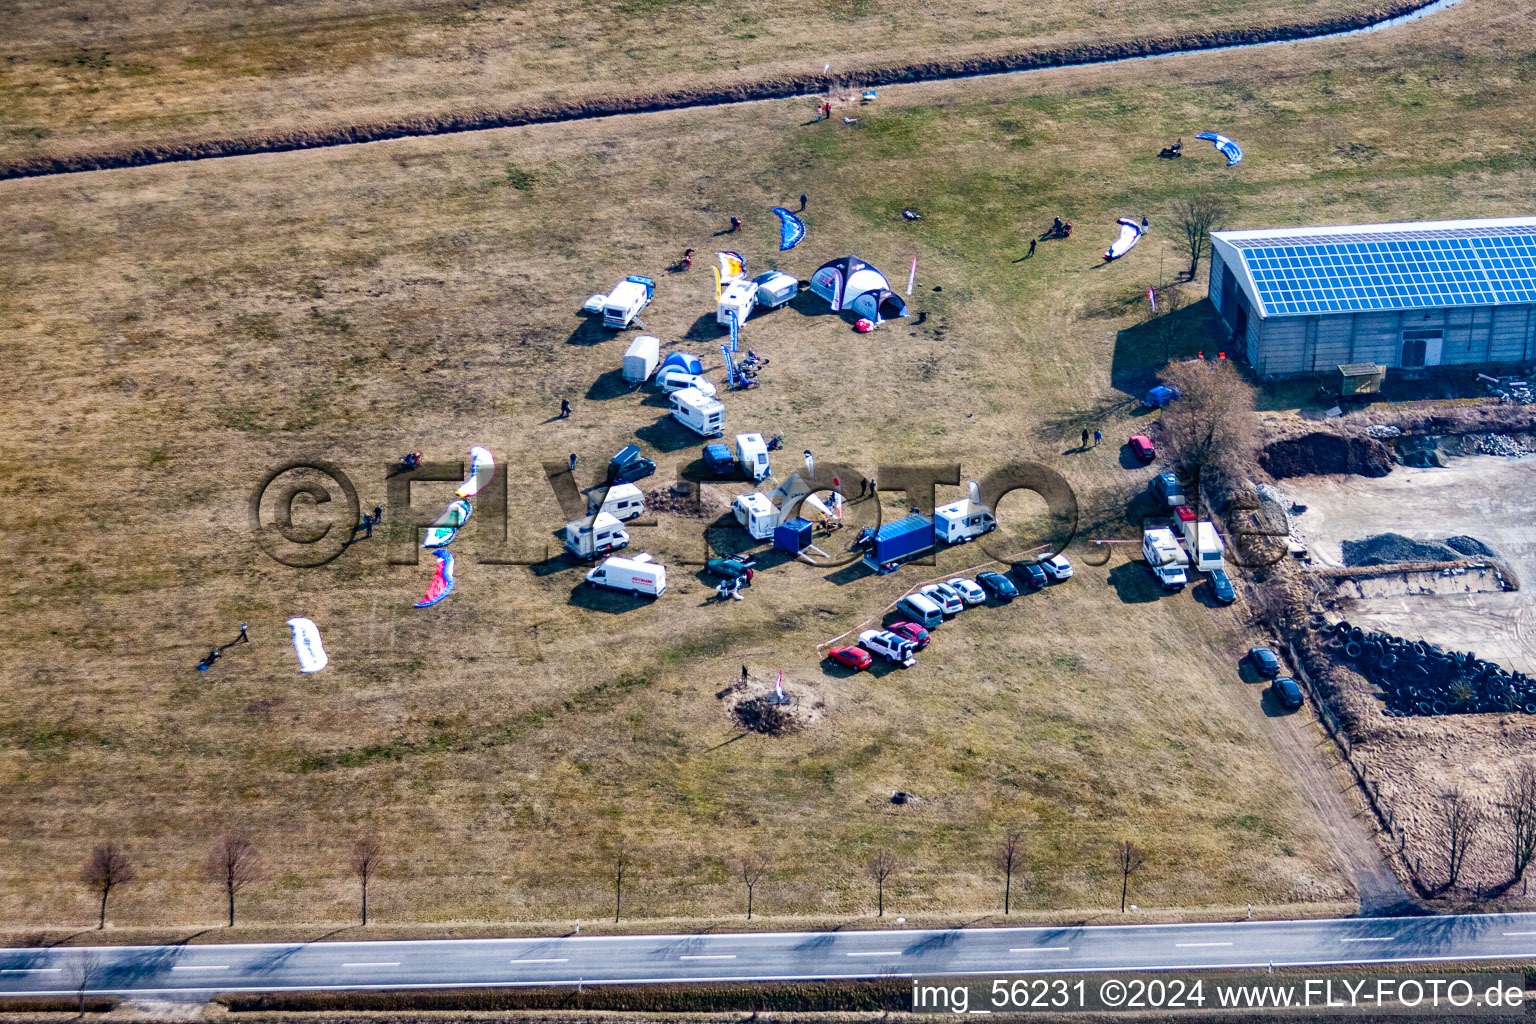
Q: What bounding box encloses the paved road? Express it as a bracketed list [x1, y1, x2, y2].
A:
[4, 912, 1536, 996]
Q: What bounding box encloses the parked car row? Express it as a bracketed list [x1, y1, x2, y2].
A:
[1244, 645, 1303, 711]
[827, 560, 1071, 672]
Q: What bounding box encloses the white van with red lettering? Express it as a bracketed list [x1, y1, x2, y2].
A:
[585, 553, 666, 597]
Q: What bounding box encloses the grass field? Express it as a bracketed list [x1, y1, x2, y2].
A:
[0, 0, 1401, 166]
[1, 0, 1533, 934]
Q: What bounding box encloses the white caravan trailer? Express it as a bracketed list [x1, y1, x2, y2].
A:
[735, 433, 771, 482]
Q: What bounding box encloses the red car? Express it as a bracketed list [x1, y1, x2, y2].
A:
[887, 621, 931, 649]
[1129, 434, 1156, 462]
[828, 646, 873, 671]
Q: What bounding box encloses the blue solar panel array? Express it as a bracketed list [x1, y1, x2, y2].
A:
[1229, 228, 1536, 316]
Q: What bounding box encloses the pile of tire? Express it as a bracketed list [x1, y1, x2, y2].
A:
[1318, 620, 1535, 717]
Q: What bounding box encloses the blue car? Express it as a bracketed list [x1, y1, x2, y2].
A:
[1273, 677, 1304, 711]
[1143, 385, 1181, 409]
[1207, 568, 1236, 604]
[702, 442, 737, 478]
[1012, 562, 1049, 589]
[976, 571, 1018, 600]
[1248, 646, 1281, 677]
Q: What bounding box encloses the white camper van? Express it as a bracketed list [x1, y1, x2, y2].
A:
[585, 553, 666, 596]
[735, 433, 771, 482]
[564, 511, 630, 559]
[622, 335, 660, 383]
[933, 498, 996, 544]
[586, 482, 645, 522]
[656, 367, 717, 397]
[1142, 525, 1189, 591]
[669, 386, 725, 437]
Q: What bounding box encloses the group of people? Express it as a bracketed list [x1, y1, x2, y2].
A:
[1080, 428, 1103, 449]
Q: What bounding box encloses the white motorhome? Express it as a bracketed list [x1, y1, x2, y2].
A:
[586, 482, 645, 521]
[595, 276, 654, 329]
[585, 553, 666, 596]
[732, 492, 778, 540]
[1142, 525, 1189, 591]
[564, 511, 630, 559]
[656, 367, 717, 397]
[622, 335, 660, 383]
[717, 277, 758, 327]
[735, 433, 771, 482]
[933, 498, 996, 544]
[669, 386, 725, 437]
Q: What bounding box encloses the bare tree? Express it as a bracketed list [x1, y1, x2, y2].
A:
[865, 850, 897, 917]
[1500, 763, 1536, 885]
[1115, 841, 1144, 913]
[66, 952, 101, 1014]
[994, 831, 1027, 915]
[1171, 196, 1230, 281]
[80, 843, 135, 930]
[350, 836, 382, 926]
[736, 850, 771, 920]
[613, 838, 627, 923]
[205, 833, 262, 927]
[1157, 358, 1257, 479]
[1439, 786, 1482, 892]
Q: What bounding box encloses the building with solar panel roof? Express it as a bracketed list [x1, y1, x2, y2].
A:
[1209, 217, 1536, 377]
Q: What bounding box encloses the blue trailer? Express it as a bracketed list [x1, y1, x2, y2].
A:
[861, 514, 936, 573]
[774, 517, 814, 555]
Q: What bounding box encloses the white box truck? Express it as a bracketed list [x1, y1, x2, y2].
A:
[669, 386, 725, 437]
[933, 498, 996, 544]
[585, 553, 666, 596]
[1142, 525, 1189, 591]
[586, 482, 645, 521]
[735, 433, 771, 482]
[564, 511, 630, 559]
[622, 335, 660, 383]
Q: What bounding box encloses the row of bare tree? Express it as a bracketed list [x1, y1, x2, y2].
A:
[80, 832, 1145, 929]
[81, 834, 381, 929]
[1433, 766, 1536, 895]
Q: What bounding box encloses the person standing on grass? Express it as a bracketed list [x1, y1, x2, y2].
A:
[742, 664, 749, 682]
[1093, 429, 1102, 447]
[569, 453, 578, 473]
[1028, 238, 1036, 258]
[1081, 428, 1090, 449]
[238, 623, 248, 644]
[730, 216, 742, 233]
[560, 398, 571, 419]
[800, 193, 808, 211]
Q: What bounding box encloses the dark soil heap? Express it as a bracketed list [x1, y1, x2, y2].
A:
[1261, 432, 1394, 479]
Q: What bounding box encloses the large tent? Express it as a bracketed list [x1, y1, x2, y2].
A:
[810, 255, 909, 323]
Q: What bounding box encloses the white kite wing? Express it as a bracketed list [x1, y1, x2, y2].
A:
[456, 446, 495, 497]
[286, 616, 329, 673]
[1107, 218, 1144, 260]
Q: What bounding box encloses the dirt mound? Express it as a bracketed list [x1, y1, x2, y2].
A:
[718, 675, 823, 734]
[1260, 432, 1394, 479]
[645, 483, 730, 520]
[1340, 533, 1500, 567]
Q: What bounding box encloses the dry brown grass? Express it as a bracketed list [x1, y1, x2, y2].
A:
[0, 0, 1405, 166]
[0, 0, 1532, 933]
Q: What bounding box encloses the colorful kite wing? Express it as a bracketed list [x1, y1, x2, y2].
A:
[414, 549, 456, 608]
[423, 499, 472, 548]
[1196, 132, 1244, 166]
[1105, 217, 1144, 260]
[286, 616, 328, 673]
[771, 207, 806, 251]
[455, 446, 495, 497]
[717, 251, 746, 279]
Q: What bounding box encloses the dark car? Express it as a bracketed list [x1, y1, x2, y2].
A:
[702, 442, 738, 478]
[1143, 385, 1181, 409]
[1207, 568, 1236, 604]
[704, 557, 755, 583]
[1273, 676, 1304, 710]
[888, 621, 931, 649]
[1248, 646, 1281, 677]
[828, 646, 872, 671]
[609, 444, 656, 484]
[976, 570, 1018, 600]
[1129, 434, 1156, 462]
[1150, 471, 1186, 507]
[1012, 562, 1049, 589]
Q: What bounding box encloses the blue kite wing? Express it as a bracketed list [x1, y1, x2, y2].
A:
[1197, 132, 1243, 166]
[772, 207, 806, 251]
